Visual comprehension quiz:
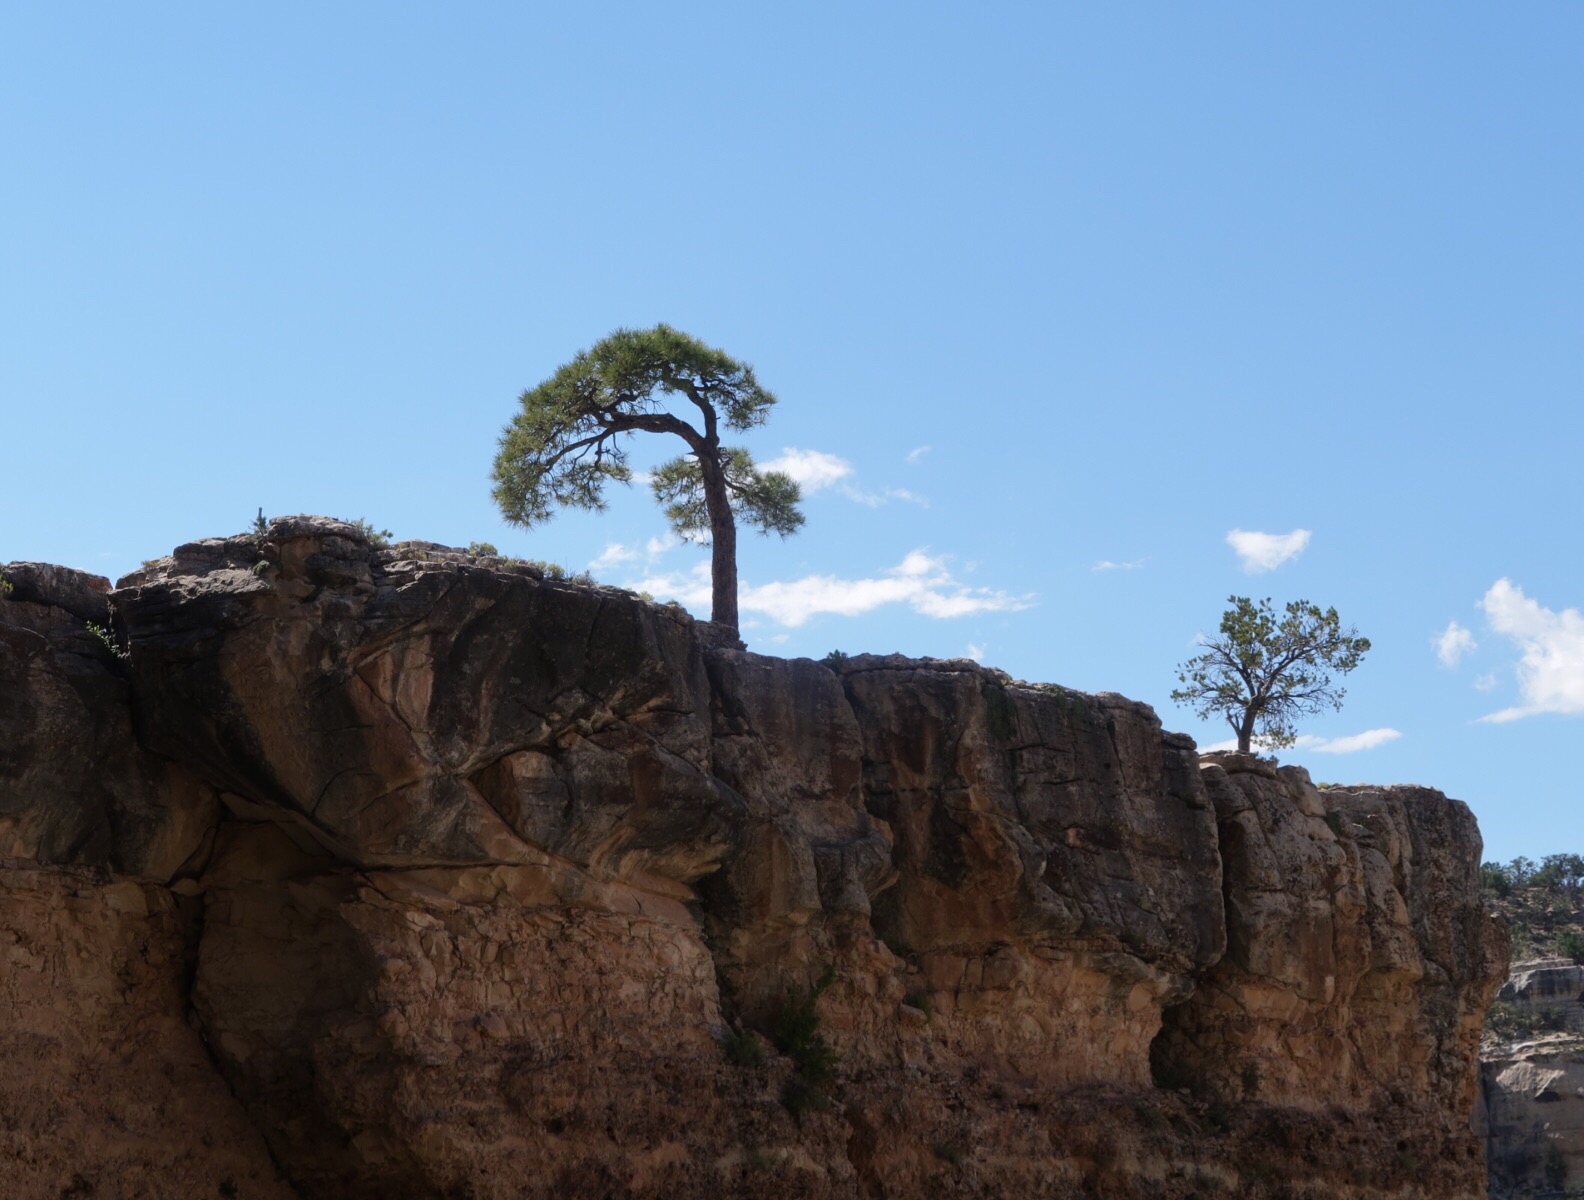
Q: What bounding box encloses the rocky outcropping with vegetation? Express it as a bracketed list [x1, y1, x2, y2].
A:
[1478, 860, 1584, 1196]
[0, 517, 1508, 1199]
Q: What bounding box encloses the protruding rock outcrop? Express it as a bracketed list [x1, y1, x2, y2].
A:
[0, 518, 1510, 1199]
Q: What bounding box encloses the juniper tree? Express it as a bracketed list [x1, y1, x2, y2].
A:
[1172, 596, 1371, 754]
[491, 325, 802, 631]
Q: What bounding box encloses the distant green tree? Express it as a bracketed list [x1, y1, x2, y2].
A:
[491, 325, 802, 632]
[1172, 596, 1371, 754]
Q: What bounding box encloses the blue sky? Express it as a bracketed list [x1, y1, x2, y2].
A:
[2, 4, 1579, 861]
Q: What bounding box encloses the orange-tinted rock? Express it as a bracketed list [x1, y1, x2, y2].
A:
[0, 522, 1510, 1198]
[0, 862, 291, 1200]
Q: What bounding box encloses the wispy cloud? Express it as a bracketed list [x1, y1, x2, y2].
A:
[761, 447, 928, 508]
[1093, 558, 1145, 572]
[1202, 727, 1402, 755]
[1477, 579, 1584, 723]
[1305, 728, 1403, 754]
[842, 485, 928, 508]
[760, 448, 854, 493]
[1435, 620, 1477, 668]
[634, 550, 1034, 629]
[589, 532, 681, 571]
[906, 445, 931, 464]
[590, 542, 639, 570]
[965, 642, 986, 661]
[1226, 528, 1311, 573]
[1474, 673, 1498, 693]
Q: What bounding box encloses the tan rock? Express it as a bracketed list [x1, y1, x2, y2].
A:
[0, 862, 291, 1200]
[0, 524, 1512, 1198]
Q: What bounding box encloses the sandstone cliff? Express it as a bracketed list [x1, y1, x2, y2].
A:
[1480, 957, 1584, 1195]
[0, 518, 1508, 1199]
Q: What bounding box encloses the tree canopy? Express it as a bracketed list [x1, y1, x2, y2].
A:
[491, 325, 802, 631]
[1172, 596, 1371, 754]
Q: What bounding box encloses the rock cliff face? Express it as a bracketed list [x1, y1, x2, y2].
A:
[1480, 959, 1584, 1195]
[0, 518, 1508, 1200]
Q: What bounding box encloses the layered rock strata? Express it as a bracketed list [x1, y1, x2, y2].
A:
[1480, 959, 1584, 1195]
[0, 519, 1509, 1199]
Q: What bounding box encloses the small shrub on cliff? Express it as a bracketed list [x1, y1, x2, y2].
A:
[1485, 1001, 1570, 1043]
[932, 1141, 964, 1167]
[512, 558, 595, 586]
[0, 571, 10, 597]
[1559, 930, 1584, 965]
[467, 541, 499, 557]
[771, 966, 840, 1117]
[1480, 861, 1513, 898]
[86, 619, 130, 661]
[350, 518, 393, 548]
[724, 1026, 766, 1069]
[819, 649, 849, 670]
[772, 965, 839, 1086]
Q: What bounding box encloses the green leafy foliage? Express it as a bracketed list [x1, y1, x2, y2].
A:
[1559, 930, 1584, 965]
[772, 966, 839, 1087]
[513, 559, 595, 586]
[724, 1027, 766, 1069]
[490, 325, 802, 629]
[818, 650, 849, 670]
[1172, 596, 1370, 752]
[767, 966, 840, 1118]
[86, 620, 130, 661]
[350, 518, 393, 548]
[466, 541, 498, 557]
[650, 446, 802, 541]
[0, 571, 11, 598]
[251, 508, 269, 539]
[1483, 853, 1584, 963]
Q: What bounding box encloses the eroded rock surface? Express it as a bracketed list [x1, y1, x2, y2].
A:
[1481, 958, 1584, 1195]
[0, 520, 1509, 1199]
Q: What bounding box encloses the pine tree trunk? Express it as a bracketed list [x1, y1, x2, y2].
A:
[703, 463, 739, 631]
[1237, 711, 1256, 753]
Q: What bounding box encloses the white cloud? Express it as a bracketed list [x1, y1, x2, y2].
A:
[1435, 621, 1477, 668]
[1476, 579, 1584, 723]
[1474, 673, 1498, 693]
[1226, 528, 1311, 573]
[589, 542, 639, 570]
[760, 447, 928, 507]
[907, 445, 932, 464]
[590, 533, 681, 571]
[1305, 728, 1403, 754]
[632, 550, 1034, 629]
[1094, 559, 1145, 572]
[760, 448, 853, 493]
[841, 484, 928, 508]
[965, 642, 986, 661]
[1202, 727, 1402, 755]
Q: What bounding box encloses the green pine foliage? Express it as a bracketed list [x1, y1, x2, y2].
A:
[490, 325, 802, 629]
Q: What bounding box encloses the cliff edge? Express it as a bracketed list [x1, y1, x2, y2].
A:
[0, 518, 1508, 1199]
